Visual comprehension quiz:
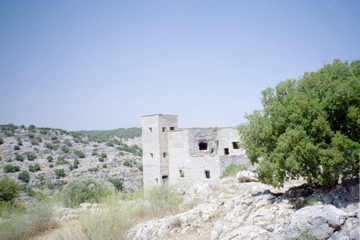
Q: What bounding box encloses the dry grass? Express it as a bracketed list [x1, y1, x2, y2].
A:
[0, 198, 59, 240]
[57, 184, 185, 240]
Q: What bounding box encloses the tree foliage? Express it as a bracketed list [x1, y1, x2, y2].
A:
[60, 176, 114, 207]
[239, 60, 360, 187]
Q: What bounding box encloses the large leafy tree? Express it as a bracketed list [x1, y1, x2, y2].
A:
[239, 60, 360, 187]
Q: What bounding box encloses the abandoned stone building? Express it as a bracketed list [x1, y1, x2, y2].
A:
[142, 114, 251, 190]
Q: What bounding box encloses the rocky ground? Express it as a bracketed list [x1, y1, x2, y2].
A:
[36, 174, 359, 240]
[0, 125, 143, 191]
[128, 176, 359, 240]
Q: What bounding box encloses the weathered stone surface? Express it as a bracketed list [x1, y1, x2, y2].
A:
[127, 179, 359, 240]
[236, 170, 258, 182]
[272, 204, 347, 240]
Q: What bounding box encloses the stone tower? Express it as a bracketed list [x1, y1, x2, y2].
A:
[141, 114, 178, 191]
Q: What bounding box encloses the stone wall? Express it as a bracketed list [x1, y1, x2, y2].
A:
[142, 114, 251, 190]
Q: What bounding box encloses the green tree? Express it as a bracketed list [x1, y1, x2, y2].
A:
[239, 60, 360, 187]
[0, 138, 4, 145]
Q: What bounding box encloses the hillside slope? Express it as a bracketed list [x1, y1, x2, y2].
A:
[0, 124, 143, 191]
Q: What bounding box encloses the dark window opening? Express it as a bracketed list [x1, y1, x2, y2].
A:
[163, 152, 167, 158]
[150, 153, 154, 158]
[149, 127, 152, 132]
[224, 148, 229, 155]
[199, 142, 208, 150]
[162, 175, 168, 184]
[162, 127, 166, 132]
[170, 127, 175, 131]
[204, 170, 210, 179]
[179, 170, 185, 178]
[211, 148, 214, 154]
[232, 142, 239, 149]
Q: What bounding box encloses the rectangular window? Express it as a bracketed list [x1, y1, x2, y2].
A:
[163, 152, 167, 158]
[170, 127, 175, 131]
[149, 127, 152, 132]
[199, 142, 208, 150]
[204, 170, 210, 179]
[224, 148, 229, 155]
[150, 153, 154, 158]
[179, 169, 185, 178]
[232, 142, 239, 149]
[162, 127, 166, 132]
[162, 175, 168, 184]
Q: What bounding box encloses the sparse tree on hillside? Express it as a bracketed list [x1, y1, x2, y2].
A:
[239, 60, 360, 187]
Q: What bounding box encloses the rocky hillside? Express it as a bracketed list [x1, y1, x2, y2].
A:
[128, 176, 359, 240]
[0, 124, 143, 191]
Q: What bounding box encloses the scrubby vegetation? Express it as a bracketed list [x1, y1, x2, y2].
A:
[60, 176, 115, 208]
[79, 127, 141, 140]
[221, 163, 247, 178]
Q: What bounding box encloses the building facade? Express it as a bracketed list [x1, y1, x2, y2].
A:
[142, 114, 251, 191]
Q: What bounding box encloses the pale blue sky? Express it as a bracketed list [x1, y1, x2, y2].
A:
[0, 1, 359, 130]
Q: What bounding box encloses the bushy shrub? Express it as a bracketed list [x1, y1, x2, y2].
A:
[108, 178, 123, 191]
[18, 171, 30, 183]
[123, 159, 133, 167]
[26, 153, 36, 161]
[35, 136, 42, 142]
[28, 125, 36, 132]
[88, 167, 99, 173]
[98, 157, 104, 162]
[40, 129, 48, 135]
[14, 145, 20, 150]
[60, 176, 114, 207]
[74, 150, 85, 158]
[47, 155, 53, 162]
[64, 139, 72, 146]
[0, 138, 4, 145]
[92, 151, 99, 156]
[0, 177, 20, 203]
[28, 134, 34, 138]
[15, 153, 24, 162]
[45, 143, 58, 150]
[73, 159, 80, 169]
[221, 163, 247, 178]
[29, 163, 41, 172]
[3, 164, 20, 173]
[101, 153, 107, 158]
[54, 169, 65, 179]
[16, 137, 22, 146]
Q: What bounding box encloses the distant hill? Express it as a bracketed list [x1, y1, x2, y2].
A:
[78, 127, 141, 140]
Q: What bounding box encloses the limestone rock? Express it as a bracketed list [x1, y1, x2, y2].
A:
[236, 170, 258, 182]
[272, 204, 347, 240]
